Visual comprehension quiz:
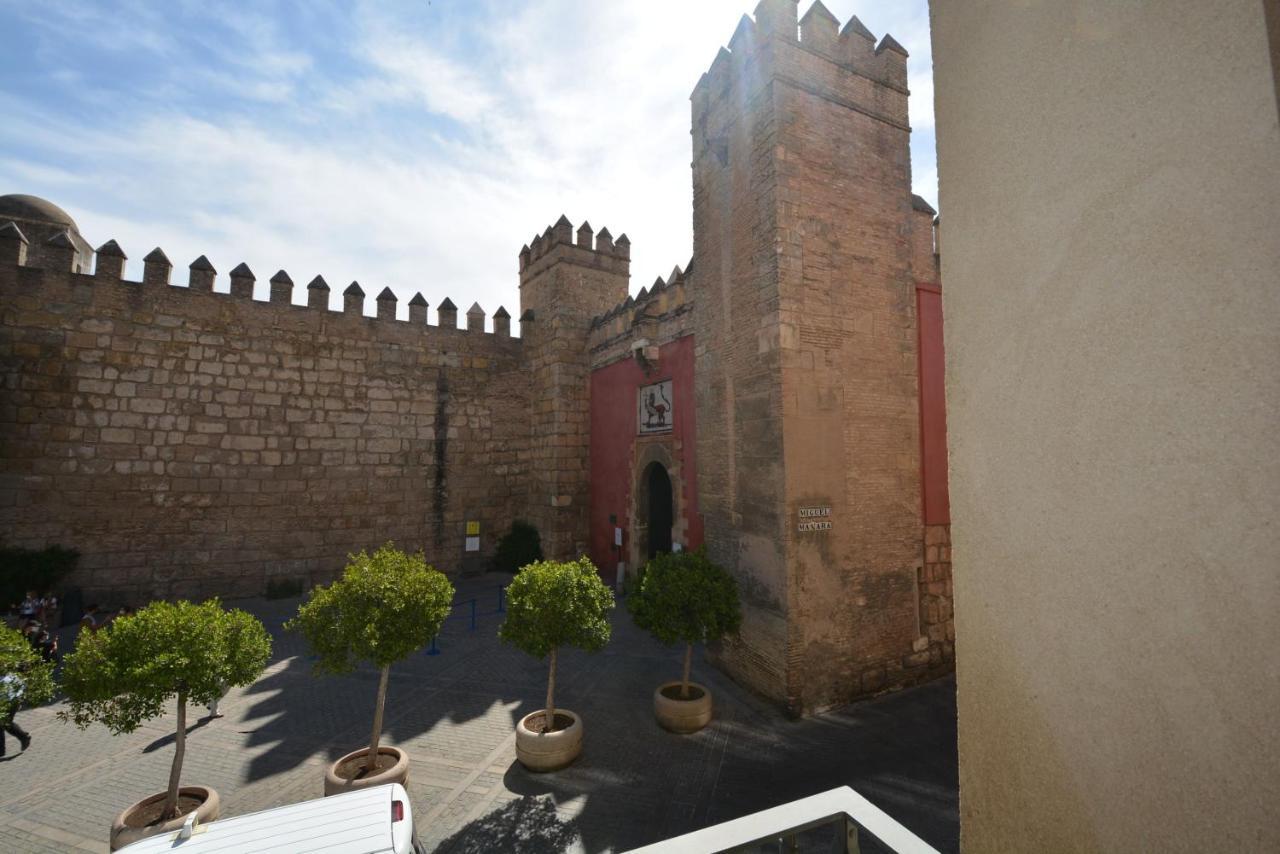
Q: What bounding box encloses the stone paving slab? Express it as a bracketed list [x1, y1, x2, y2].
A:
[0, 574, 958, 852]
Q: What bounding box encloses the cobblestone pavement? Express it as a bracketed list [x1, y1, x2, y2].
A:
[0, 575, 958, 853]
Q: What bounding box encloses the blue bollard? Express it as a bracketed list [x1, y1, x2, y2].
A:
[470, 598, 477, 631]
[426, 635, 440, 656]
[497, 587, 505, 613]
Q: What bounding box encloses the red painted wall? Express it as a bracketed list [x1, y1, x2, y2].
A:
[917, 284, 951, 524]
[588, 335, 701, 577]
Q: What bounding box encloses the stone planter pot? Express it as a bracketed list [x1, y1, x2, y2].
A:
[515, 708, 583, 772]
[324, 746, 410, 797]
[654, 681, 713, 733]
[109, 785, 220, 851]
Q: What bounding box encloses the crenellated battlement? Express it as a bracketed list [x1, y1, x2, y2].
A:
[518, 214, 630, 287]
[691, 1, 910, 133]
[0, 223, 518, 341]
[587, 262, 692, 357]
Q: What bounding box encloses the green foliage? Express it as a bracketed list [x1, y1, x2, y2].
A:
[499, 557, 614, 660]
[59, 600, 271, 733]
[265, 577, 305, 600]
[627, 548, 742, 648]
[0, 546, 79, 610]
[492, 520, 544, 574]
[0, 625, 56, 715]
[286, 543, 455, 674]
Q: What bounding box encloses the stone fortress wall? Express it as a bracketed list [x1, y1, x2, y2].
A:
[0, 0, 955, 715]
[0, 223, 531, 604]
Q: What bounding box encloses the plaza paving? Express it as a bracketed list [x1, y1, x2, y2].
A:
[0, 574, 958, 853]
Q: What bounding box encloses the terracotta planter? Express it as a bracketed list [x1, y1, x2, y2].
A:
[654, 681, 713, 733]
[109, 785, 220, 851]
[515, 708, 583, 772]
[324, 746, 410, 797]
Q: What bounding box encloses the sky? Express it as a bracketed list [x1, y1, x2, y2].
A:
[0, 0, 936, 322]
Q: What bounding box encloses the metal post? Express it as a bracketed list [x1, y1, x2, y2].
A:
[470, 598, 477, 630]
[427, 635, 440, 656]
[498, 587, 505, 613]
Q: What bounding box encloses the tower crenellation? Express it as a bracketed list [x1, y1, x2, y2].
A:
[376, 286, 398, 321]
[229, 262, 255, 299]
[269, 269, 293, 304]
[342, 280, 364, 314]
[142, 248, 172, 286]
[189, 255, 216, 291]
[94, 239, 126, 280]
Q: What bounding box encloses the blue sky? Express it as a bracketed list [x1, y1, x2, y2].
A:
[0, 0, 935, 319]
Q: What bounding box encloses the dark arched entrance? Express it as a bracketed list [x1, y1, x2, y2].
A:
[646, 462, 673, 559]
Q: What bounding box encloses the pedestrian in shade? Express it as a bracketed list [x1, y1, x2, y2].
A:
[0, 671, 31, 757]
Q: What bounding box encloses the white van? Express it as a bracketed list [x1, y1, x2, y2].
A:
[118, 783, 423, 854]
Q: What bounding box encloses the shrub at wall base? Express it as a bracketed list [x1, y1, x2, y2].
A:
[492, 520, 544, 574]
[59, 600, 271, 850]
[627, 548, 742, 733]
[286, 543, 454, 796]
[499, 557, 613, 771]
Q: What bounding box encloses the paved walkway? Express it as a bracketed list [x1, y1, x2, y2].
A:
[0, 574, 958, 852]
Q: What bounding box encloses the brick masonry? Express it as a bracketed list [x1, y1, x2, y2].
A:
[0, 1, 955, 715]
[0, 250, 528, 603]
[687, 1, 951, 713]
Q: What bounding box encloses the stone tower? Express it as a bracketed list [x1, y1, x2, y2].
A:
[691, 0, 930, 712]
[519, 216, 630, 559]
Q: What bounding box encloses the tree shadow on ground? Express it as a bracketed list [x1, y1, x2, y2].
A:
[432, 795, 581, 854]
[142, 715, 212, 752]
[232, 575, 538, 784]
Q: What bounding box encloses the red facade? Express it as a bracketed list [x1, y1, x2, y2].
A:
[916, 284, 951, 525]
[587, 335, 702, 577]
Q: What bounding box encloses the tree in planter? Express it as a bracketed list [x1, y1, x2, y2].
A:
[627, 548, 742, 699]
[60, 600, 271, 821]
[498, 557, 613, 731]
[286, 544, 453, 777]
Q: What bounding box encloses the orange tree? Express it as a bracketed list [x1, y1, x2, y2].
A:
[60, 600, 271, 820]
[287, 544, 453, 774]
[627, 548, 741, 698]
[498, 557, 613, 728]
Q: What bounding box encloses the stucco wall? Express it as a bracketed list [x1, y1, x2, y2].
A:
[931, 1, 1280, 850]
[587, 335, 701, 578]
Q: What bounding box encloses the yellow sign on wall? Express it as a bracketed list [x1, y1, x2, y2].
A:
[466, 521, 480, 536]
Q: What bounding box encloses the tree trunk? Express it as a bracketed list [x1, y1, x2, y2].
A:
[544, 648, 557, 733]
[367, 664, 389, 775]
[681, 643, 692, 699]
[163, 692, 187, 820]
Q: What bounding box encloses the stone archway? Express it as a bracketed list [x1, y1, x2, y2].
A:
[630, 441, 684, 573]
[644, 462, 673, 559]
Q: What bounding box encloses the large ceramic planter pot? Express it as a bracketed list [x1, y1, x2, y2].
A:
[109, 785, 220, 851]
[515, 708, 583, 772]
[654, 681, 713, 733]
[324, 746, 410, 796]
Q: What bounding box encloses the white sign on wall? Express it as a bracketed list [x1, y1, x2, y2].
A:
[638, 380, 674, 435]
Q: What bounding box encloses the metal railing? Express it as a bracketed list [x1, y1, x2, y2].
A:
[625, 787, 941, 854]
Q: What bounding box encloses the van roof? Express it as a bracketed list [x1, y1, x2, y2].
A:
[119, 784, 402, 854]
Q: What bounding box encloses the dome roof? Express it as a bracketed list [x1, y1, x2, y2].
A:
[0, 194, 79, 230]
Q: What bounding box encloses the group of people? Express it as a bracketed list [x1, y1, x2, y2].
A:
[3, 595, 140, 757]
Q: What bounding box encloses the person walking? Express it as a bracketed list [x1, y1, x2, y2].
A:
[207, 684, 226, 719]
[0, 672, 31, 757]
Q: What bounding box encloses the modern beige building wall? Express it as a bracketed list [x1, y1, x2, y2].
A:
[931, 1, 1280, 851]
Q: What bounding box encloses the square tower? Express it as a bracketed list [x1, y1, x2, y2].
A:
[519, 216, 630, 559]
[690, 0, 928, 712]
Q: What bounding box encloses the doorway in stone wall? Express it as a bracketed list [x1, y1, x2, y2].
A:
[643, 461, 674, 560]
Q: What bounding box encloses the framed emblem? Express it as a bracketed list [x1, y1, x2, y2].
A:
[638, 380, 674, 434]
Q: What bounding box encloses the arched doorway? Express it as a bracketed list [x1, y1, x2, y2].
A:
[645, 462, 673, 559]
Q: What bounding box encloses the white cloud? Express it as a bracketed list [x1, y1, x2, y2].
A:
[0, 0, 937, 321]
